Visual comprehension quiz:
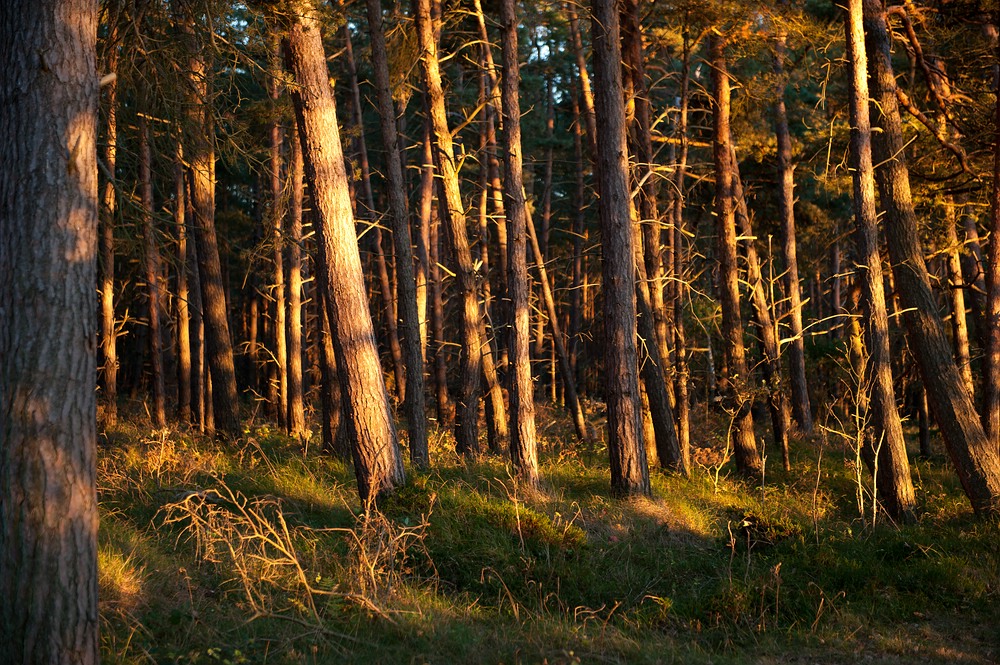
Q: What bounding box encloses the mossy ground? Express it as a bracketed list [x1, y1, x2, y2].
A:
[98, 400, 999, 664]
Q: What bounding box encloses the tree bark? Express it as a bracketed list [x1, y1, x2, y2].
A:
[710, 34, 762, 477]
[176, 143, 192, 424]
[286, 119, 306, 440]
[99, 25, 119, 426]
[268, 43, 288, 430]
[986, 28, 1000, 445]
[0, 0, 99, 659]
[591, 0, 650, 497]
[774, 31, 813, 434]
[864, 0, 1000, 515]
[139, 114, 167, 428]
[364, 0, 429, 467]
[280, 0, 404, 505]
[844, 0, 916, 520]
[944, 197, 974, 396]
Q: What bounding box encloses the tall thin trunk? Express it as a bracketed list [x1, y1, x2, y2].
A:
[944, 197, 974, 396]
[774, 31, 813, 434]
[176, 143, 192, 424]
[732, 155, 791, 471]
[498, 0, 539, 483]
[1, 0, 99, 658]
[429, 197, 453, 427]
[269, 42, 288, 430]
[364, 0, 429, 466]
[281, 0, 404, 505]
[187, 183, 206, 432]
[179, 5, 240, 436]
[341, 13, 406, 404]
[416, 122, 434, 363]
[710, 34, 762, 477]
[986, 28, 1000, 444]
[864, 0, 1000, 515]
[672, 28, 692, 470]
[99, 26, 119, 425]
[569, 92, 586, 394]
[592, 0, 650, 497]
[286, 120, 306, 440]
[415, 0, 485, 455]
[139, 114, 167, 428]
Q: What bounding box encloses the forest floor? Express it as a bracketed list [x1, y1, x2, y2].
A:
[98, 399, 999, 664]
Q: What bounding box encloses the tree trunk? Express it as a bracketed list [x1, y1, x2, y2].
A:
[415, 0, 485, 455]
[319, 283, 350, 460]
[844, 0, 916, 520]
[710, 34, 762, 477]
[497, 0, 539, 484]
[986, 29, 1000, 445]
[429, 195, 454, 428]
[179, 5, 241, 436]
[139, 114, 167, 428]
[774, 31, 813, 434]
[944, 197, 974, 396]
[280, 0, 404, 505]
[268, 43, 288, 430]
[591, 0, 650, 497]
[0, 0, 99, 659]
[364, 0, 429, 467]
[286, 119, 306, 440]
[99, 26, 119, 426]
[864, 0, 1000, 515]
[176, 143, 192, 424]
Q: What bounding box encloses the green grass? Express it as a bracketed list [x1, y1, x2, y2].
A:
[97, 402, 1000, 664]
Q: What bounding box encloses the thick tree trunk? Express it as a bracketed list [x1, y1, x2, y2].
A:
[286, 120, 306, 440]
[281, 0, 404, 505]
[591, 0, 650, 497]
[864, 0, 1000, 515]
[844, 0, 916, 520]
[139, 115, 167, 428]
[99, 29, 119, 426]
[497, 0, 539, 484]
[364, 0, 429, 467]
[774, 31, 813, 434]
[415, 0, 485, 455]
[0, 0, 99, 660]
[179, 5, 241, 436]
[710, 34, 762, 477]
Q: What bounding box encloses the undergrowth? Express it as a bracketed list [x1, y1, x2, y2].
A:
[97, 402, 999, 664]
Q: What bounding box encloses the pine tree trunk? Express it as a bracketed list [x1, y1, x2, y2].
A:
[417, 122, 434, 363]
[100, 28, 119, 426]
[286, 120, 306, 440]
[179, 5, 241, 436]
[280, 0, 404, 505]
[139, 114, 167, 428]
[569, 93, 587, 396]
[863, 0, 1000, 515]
[268, 45, 288, 430]
[986, 29, 1000, 445]
[364, 0, 429, 467]
[429, 197, 453, 428]
[774, 31, 813, 434]
[415, 0, 485, 455]
[591, 0, 650, 497]
[0, 0, 99, 658]
[710, 34, 762, 477]
[319, 285, 349, 460]
[944, 197, 974, 396]
[176, 144, 193, 424]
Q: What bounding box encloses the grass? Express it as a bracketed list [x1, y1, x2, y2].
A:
[97, 400, 1000, 664]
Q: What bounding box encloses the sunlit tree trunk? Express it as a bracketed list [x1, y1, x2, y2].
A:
[592, 0, 650, 497]
[864, 0, 1000, 515]
[944, 197, 974, 396]
[175, 143, 192, 424]
[986, 28, 1000, 445]
[99, 23, 119, 426]
[286, 120, 306, 440]
[0, 0, 99, 659]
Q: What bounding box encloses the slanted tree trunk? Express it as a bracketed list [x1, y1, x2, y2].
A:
[179, 4, 240, 436]
[732, 155, 792, 471]
[99, 24, 119, 426]
[710, 34, 762, 477]
[318, 285, 349, 460]
[364, 0, 429, 467]
[286, 120, 306, 440]
[415, 0, 485, 455]
[139, 114, 167, 428]
[0, 0, 99, 659]
[592, 0, 650, 497]
[844, 0, 916, 520]
[280, 0, 404, 505]
[497, 0, 539, 484]
[774, 31, 813, 434]
[864, 0, 1000, 515]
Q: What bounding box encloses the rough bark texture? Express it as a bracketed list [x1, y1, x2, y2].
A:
[710, 34, 762, 478]
[591, 0, 650, 497]
[139, 115, 167, 428]
[269, 43, 288, 430]
[845, 0, 916, 520]
[99, 27, 119, 425]
[0, 0, 100, 660]
[774, 32, 813, 434]
[286, 120, 306, 440]
[498, 0, 539, 484]
[364, 0, 429, 467]
[415, 0, 484, 455]
[864, 0, 1000, 515]
[179, 5, 240, 436]
[281, 0, 404, 505]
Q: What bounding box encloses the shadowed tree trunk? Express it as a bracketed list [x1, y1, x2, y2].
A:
[179, 4, 240, 437]
[498, 0, 539, 484]
[0, 0, 99, 659]
[986, 28, 1000, 444]
[280, 0, 404, 505]
[864, 0, 1000, 515]
[710, 33, 762, 477]
[99, 23, 119, 426]
[592, 0, 650, 497]
[176, 143, 192, 424]
[774, 30, 813, 434]
[139, 114, 167, 428]
[364, 0, 429, 467]
[844, 0, 916, 520]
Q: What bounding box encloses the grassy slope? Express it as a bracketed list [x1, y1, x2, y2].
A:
[98, 403, 999, 664]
